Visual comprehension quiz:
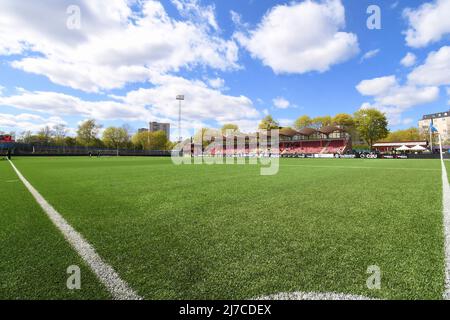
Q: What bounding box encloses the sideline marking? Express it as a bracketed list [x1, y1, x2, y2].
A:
[8, 159, 142, 300]
[254, 291, 376, 300]
[440, 156, 450, 300]
[282, 164, 440, 171]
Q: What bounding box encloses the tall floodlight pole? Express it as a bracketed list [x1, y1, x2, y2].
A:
[176, 95, 184, 143]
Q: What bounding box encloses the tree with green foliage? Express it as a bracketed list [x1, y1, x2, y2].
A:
[354, 108, 389, 148]
[294, 115, 312, 129]
[221, 123, 239, 134]
[131, 131, 148, 150]
[131, 130, 169, 150]
[53, 124, 68, 146]
[165, 140, 177, 151]
[76, 119, 102, 147]
[311, 116, 332, 128]
[149, 131, 170, 150]
[37, 126, 53, 145]
[64, 136, 77, 146]
[20, 131, 33, 144]
[258, 115, 279, 130]
[193, 128, 221, 148]
[102, 126, 130, 150]
[332, 113, 354, 128]
[333, 113, 359, 144]
[383, 127, 423, 142]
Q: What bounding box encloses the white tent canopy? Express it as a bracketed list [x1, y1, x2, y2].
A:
[396, 145, 411, 151]
[409, 145, 427, 151]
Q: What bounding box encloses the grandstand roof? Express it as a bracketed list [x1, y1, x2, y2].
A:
[279, 128, 298, 137]
[318, 126, 344, 135]
[216, 126, 347, 139]
[297, 128, 318, 136]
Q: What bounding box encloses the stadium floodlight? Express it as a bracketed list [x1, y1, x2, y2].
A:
[176, 95, 184, 143]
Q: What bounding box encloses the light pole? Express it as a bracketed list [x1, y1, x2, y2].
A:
[176, 95, 184, 143]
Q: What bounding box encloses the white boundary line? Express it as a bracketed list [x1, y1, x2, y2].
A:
[282, 164, 439, 171]
[440, 152, 450, 300]
[254, 292, 376, 300]
[8, 159, 142, 300]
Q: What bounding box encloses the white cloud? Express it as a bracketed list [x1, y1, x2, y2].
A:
[356, 76, 439, 125]
[373, 85, 439, 109]
[171, 0, 219, 31]
[272, 97, 290, 109]
[0, 89, 152, 121]
[357, 45, 450, 126]
[207, 77, 225, 89]
[217, 119, 260, 134]
[0, 0, 239, 92]
[113, 74, 260, 123]
[278, 118, 295, 127]
[360, 49, 380, 62]
[408, 46, 450, 86]
[356, 76, 397, 96]
[230, 10, 249, 29]
[391, 1, 399, 10]
[0, 74, 259, 132]
[403, 0, 450, 48]
[0, 113, 67, 133]
[236, 0, 359, 74]
[400, 52, 417, 67]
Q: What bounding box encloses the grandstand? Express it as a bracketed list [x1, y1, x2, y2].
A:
[183, 132, 275, 157]
[279, 126, 351, 156]
[181, 126, 351, 157]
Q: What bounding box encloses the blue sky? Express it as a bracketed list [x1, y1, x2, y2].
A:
[1, 0, 450, 140]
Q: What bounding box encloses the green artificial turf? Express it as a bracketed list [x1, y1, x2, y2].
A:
[5, 156, 446, 299]
[0, 159, 110, 299]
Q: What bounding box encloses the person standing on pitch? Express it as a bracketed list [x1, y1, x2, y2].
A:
[6, 148, 11, 160]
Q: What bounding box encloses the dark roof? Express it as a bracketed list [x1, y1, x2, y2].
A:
[279, 128, 298, 137]
[318, 125, 344, 135]
[297, 128, 318, 136]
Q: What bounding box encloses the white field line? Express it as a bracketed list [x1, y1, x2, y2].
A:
[440, 156, 450, 300]
[254, 292, 376, 300]
[8, 160, 142, 300]
[282, 164, 440, 171]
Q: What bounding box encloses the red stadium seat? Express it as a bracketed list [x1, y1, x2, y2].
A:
[280, 139, 348, 154]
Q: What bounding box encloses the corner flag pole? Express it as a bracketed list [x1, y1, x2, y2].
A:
[430, 121, 433, 153]
[439, 133, 444, 161]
